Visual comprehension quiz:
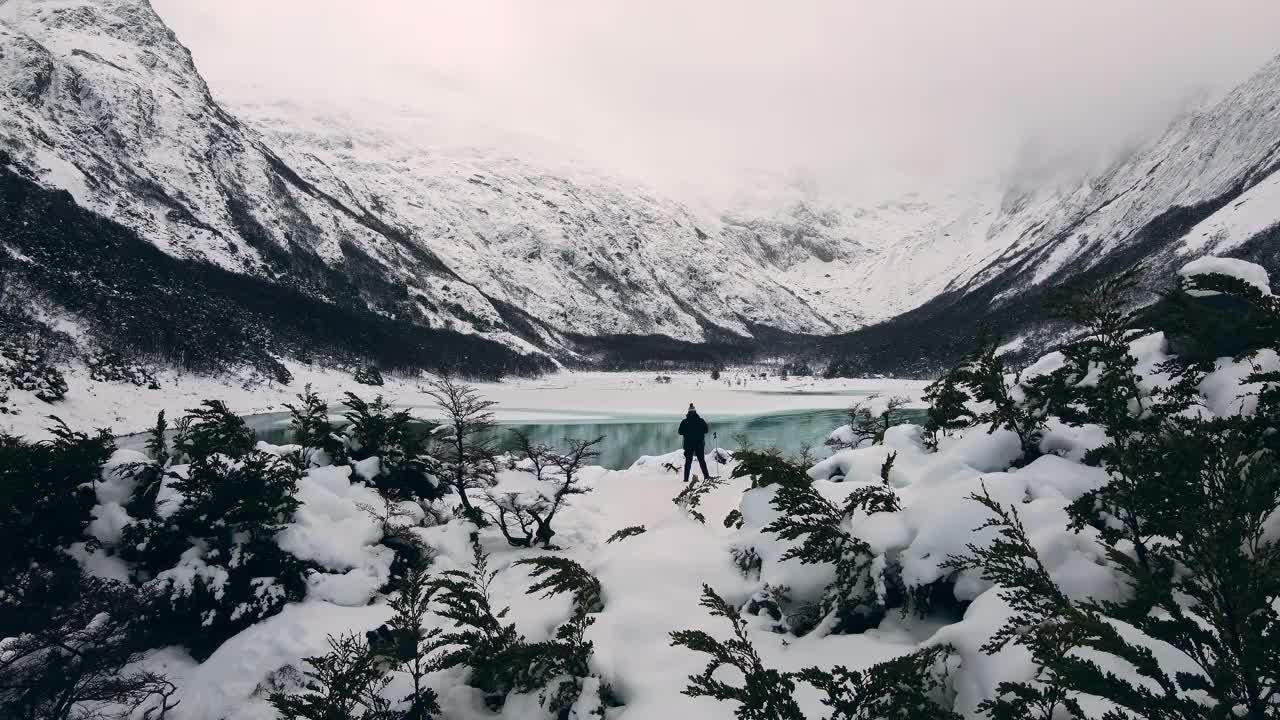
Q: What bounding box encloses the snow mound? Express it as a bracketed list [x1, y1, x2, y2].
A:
[1178, 256, 1272, 296]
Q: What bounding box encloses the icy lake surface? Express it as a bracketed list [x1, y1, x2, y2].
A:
[112, 373, 931, 469]
[152, 405, 923, 470]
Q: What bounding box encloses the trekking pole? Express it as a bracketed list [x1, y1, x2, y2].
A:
[713, 432, 719, 477]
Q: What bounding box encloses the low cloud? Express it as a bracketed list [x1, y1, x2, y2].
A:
[155, 0, 1280, 204]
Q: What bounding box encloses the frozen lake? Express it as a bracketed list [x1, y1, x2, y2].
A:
[218, 405, 924, 470]
[113, 371, 930, 469]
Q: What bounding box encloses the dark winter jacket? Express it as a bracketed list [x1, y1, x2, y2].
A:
[678, 412, 709, 450]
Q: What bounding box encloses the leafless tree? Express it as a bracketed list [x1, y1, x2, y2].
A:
[488, 435, 604, 548]
[425, 377, 498, 526]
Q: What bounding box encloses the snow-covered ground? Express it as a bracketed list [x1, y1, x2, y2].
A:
[31, 257, 1278, 720]
[1, 366, 927, 440]
[101, 321, 1265, 719]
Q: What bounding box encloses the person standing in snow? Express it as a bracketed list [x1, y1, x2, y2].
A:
[678, 403, 712, 482]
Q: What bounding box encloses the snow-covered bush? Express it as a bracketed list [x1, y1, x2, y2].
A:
[762, 469, 906, 635]
[671, 584, 961, 719]
[131, 448, 312, 658]
[283, 384, 346, 466]
[423, 541, 614, 716]
[605, 525, 646, 543]
[341, 392, 438, 502]
[673, 473, 728, 524]
[86, 348, 160, 389]
[119, 403, 311, 658]
[0, 420, 112, 632]
[940, 261, 1280, 718]
[0, 337, 67, 402]
[0, 575, 178, 720]
[922, 371, 971, 450]
[171, 399, 255, 462]
[269, 632, 407, 720]
[913, 321, 1054, 462]
[825, 395, 909, 450]
[353, 365, 385, 386]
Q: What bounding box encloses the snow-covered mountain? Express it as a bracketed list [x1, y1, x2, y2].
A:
[236, 99, 1013, 341]
[825, 55, 1280, 375]
[0, 0, 528, 347]
[0, 0, 1014, 362]
[1, 0, 1277, 374]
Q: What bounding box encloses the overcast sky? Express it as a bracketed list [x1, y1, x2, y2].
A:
[154, 1, 1280, 204]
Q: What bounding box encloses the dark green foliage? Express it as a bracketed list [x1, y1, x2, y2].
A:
[513, 556, 608, 715]
[269, 634, 402, 720]
[384, 564, 444, 719]
[0, 419, 112, 634]
[724, 509, 744, 529]
[672, 473, 728, 524]
[425, 378, 498, 525]
[795, 646, 962, 720]
[605, 525, 646, 543]
[170, 452, 302, 539]
[923, 265, 1280, 719]
[343, 393, 438, 502]
[124, 411, 170, 523]
[922, 371, 972, 451]
[0, 337, 68, 402]
[488, 434, 603, 548]
[422, 540, 525, 709]
[763, 479, 892, 633]
[670, 584, 805, 720]
[354, 365, 385, 386]
[732, 546, 763, 581]
[86, 349, 160, 389]
[671, 585, 962, 719]
[172, 400, 255, 462]
[949, 327, 1045, 463]
[942, 485, 1068, 655]
[1026, 268, 1167, 569]
[146, 410, 169, 468]
[123, 402, 310, 658]
[515, 555, 604, 614]
[424, 542, 610, 715]
[949, 427, 1280, 719]
[1153, 271, 1280, 362]
[729, 449, 811, 489]
[0, 575, 178, 720]
[284, 385, 346, 465]
[879, 452, 897, 484]
[137, 449, 309, 658]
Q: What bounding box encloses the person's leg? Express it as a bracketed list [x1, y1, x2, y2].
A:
[697, 449, 711, 478]
[683, 449, 694, 482]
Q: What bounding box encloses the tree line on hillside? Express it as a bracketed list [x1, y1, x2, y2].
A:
[0, 160, 548, 385]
